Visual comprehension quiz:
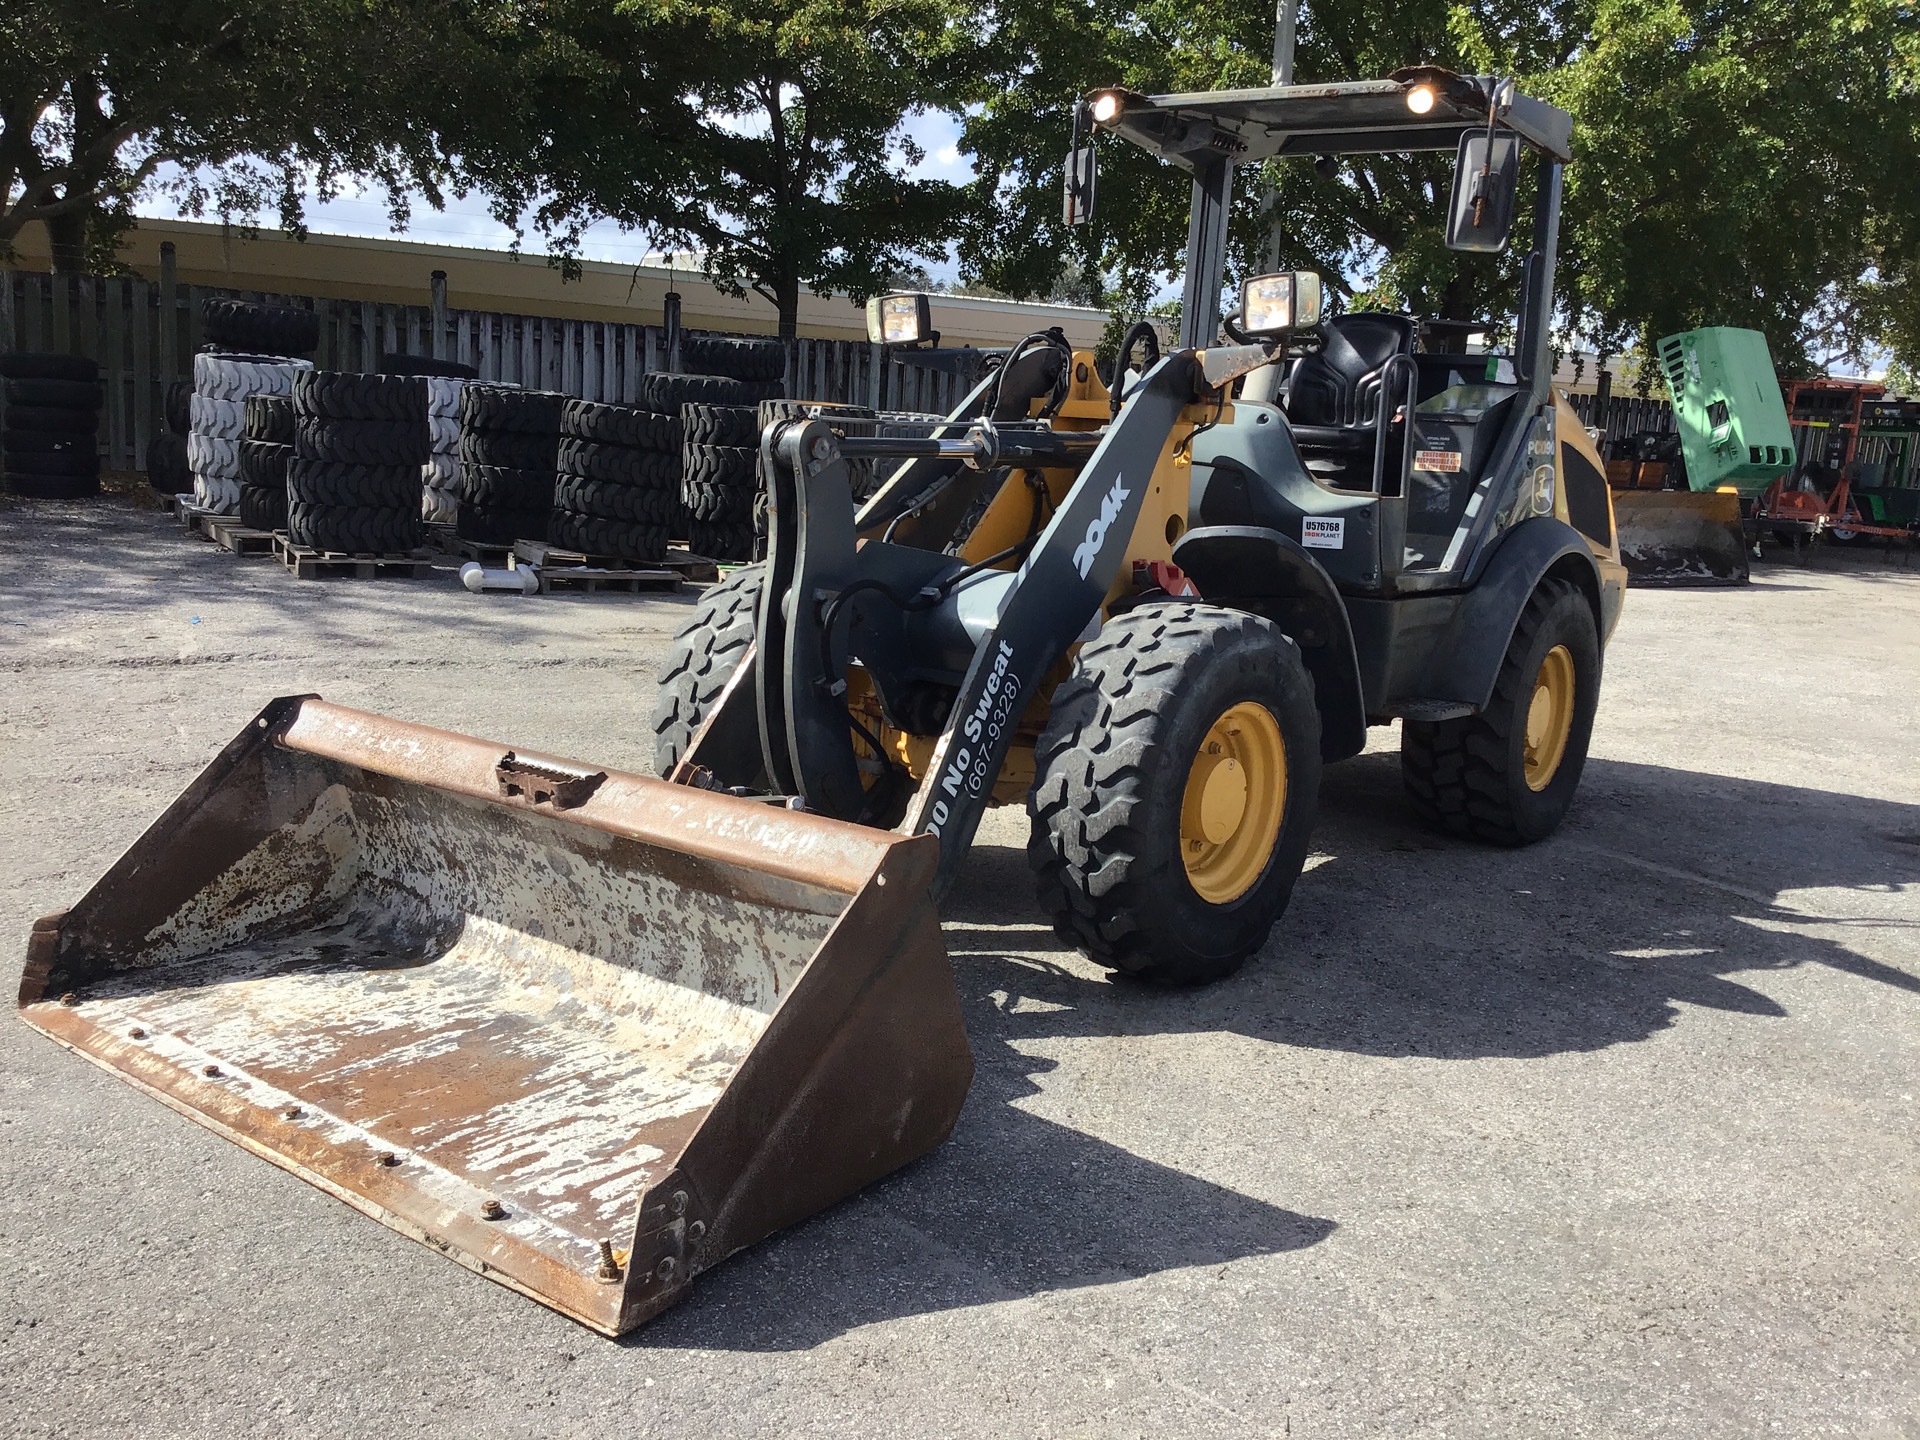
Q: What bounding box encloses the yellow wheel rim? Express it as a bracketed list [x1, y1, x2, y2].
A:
[1523, 644, 1576, 792]
[1180, 701, 1287, 904]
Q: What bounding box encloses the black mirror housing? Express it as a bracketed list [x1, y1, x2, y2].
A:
[1447, 131, 1520, 253]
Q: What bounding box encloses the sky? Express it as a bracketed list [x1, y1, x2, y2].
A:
[132, 112, 974, 274]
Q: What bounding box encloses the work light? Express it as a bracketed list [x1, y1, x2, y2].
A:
[1405, 83, 1437, 114]
[865, 292, 932, 346]
[1239, 271, 1326, 336]
[1090, 91, 1122, 123]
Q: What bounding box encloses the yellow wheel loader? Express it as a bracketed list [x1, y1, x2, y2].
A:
[19, 71, 1625, 1336]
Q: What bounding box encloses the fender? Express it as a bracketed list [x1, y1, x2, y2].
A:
[1425, 516, 1604, 711]
[1171, 525, 1367, 761]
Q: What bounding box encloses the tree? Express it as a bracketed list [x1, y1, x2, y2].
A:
[470, 0, 977, 338]
[0, 0, 508, 271]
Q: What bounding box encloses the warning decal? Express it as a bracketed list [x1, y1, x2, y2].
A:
[1301, 517, 1345, 549]
[1415, 449, 1463, 472]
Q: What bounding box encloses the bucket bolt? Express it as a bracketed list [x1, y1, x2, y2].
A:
[374, 1151, 399, 1168]
[480, 1198, 506, 1221]
[283, 1106, 304, 1120]
[202, 1064, 223, 1078]
[127, 1028, 146, 1040]
[596, 1240, 623, 1282]
[59, 993, 78, 1007]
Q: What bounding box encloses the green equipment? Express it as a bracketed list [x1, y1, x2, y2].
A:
[1654, 327, 1797, 498]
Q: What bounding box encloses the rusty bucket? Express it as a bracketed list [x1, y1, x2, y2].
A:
[18, 697, 971, 1335]
[1612, 489, 1752, 585]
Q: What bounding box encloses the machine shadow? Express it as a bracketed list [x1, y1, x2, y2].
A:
[638, 749, 1917, 1353]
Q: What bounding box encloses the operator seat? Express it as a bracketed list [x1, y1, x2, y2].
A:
[1283, 313, 1416, 483]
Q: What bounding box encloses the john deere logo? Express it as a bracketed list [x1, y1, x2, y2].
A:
[1073, 474, 1132, 579]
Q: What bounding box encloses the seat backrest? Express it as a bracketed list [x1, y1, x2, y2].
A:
[1285, 314, 1416, 427]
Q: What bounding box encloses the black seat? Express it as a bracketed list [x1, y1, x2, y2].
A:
[1283, 313, 1417, 458]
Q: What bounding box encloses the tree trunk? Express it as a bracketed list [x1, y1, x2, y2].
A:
[775, 273, 800, 341]
[45, 210, 88, 274]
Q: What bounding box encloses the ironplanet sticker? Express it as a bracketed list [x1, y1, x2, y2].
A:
[1415, 449, 1463, 472]
[1302, 517, 1344, 549]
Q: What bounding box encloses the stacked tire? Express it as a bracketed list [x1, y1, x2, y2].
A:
[648, 336, 785, 561]
[288, 371, 428, 554]
[146, 379, 192, 496]
[202, 299, 319, 359]
[550, 400, 680, 561]
[238, 394, 293, 531]
[189, 353, 309, 513]
[456, 386, 564, 545]
[379, 353, 480, 523]
[2, 353, 101, 499]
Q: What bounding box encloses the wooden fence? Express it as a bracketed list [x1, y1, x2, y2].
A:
[1, 266, 967, 475]
[1564, 390, 1675, 451]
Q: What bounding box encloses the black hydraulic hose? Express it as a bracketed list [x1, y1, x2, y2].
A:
[1110, 321, 1162, 417]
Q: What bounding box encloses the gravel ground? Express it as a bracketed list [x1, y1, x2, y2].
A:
[2, 491, 1916, 1438]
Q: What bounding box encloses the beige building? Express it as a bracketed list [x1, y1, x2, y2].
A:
[9, 217, 1109, 350]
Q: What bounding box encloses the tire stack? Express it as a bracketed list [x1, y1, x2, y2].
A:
[378, 353, 480, 523]
[287, 371, 428, 554]
[456, 386, 565, 545]
[650, 336, 785, 560]
[237, 395, 293, 531]
[2, 353, 102, 499]
[201, 299, 320, 359]
[188, 353, 309, 513]
[549, 400, 680, 561]
[145, 381, 192, 497]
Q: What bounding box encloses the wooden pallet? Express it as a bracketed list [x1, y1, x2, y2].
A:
[513, 541, 716, 583]
[511, 540, 682, 594]
[460, 540, 517, 566]
[272, 533, 432, 580]
[204, 517, 278, 556]
[175, 496, 219, 536]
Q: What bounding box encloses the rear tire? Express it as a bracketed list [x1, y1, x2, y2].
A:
[651, 565, 764, 776]
[1401, 577, 1599, 845]
[1028, 601, 1322, 985]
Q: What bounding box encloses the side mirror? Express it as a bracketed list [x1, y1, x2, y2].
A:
[1063, 142, 1097, 226]
[865, 292, 932, 347]
[1239, 271, 1327, 336]
[1446, 131, 1520, 253]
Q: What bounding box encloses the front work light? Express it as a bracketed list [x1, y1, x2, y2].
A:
[1406, 83, 1437, 114]
[1240, 271, 1327, 336]
[1090, 91, 1122, 124]
[865, 292, 932, 347]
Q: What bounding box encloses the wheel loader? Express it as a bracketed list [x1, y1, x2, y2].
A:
[18, 70, 1625, 1336]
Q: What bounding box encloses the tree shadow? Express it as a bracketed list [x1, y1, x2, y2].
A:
[635, 752, 1917, 1351]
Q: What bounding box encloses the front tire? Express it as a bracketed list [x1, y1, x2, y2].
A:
[1401, 577, 1600, 845]
[1028, 602, 1322, 985]
[651, 564, 763, 777]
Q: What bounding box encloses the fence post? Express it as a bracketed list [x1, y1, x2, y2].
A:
[0, 263, 12, 354]
[429, 270, 449, 360]
[158, 243, 179, 381]
[1594, 367, 1612, 436]
[663, 292, 682, 372]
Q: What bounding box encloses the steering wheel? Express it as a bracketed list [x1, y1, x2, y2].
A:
[1221, 307, 1326, 356]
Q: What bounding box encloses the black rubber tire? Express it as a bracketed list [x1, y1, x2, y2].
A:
[553, 473, 678, 525]
[1028, 601, 1323, 985]
[684, 478, 754, 523]
[287, 502, 423, 554]
[3, 445, 98, 475]
[6, 469, 100, 499]
[459, 385, 565, 434]
[244, 394, 295, 444]
[650, 563, 764, 776]
[286, 457, 423, 509]
[682, 443, 757, 487]
[201, 298, 320, 357]
[2, 404, 97, 436]
[681, 404, 759, 447]
[164, 380, 192, 436]
[561, 399, 676, 451]
[547, 508, 670, 563]
[146, 431, 190, 495]
[687, 517, 756, 561]
[2, 429, 94, 456]
[1400, 578, 1601, 845]
[460, 429, 558, 469]
[639, 372, 781, 414]
[460, 462, 553, 509]
[296, 415, 429, 465]
[557, 437, 678, 488]
[456, 501, 548, 545]
[4, 377, 100, 410]
[680, 335, 785, 383]
[0, 353, 99, 382]
[378, 352, 478, 379]
[239, 484, 288, 532]
[238, 439, 291, 489]
[292, 371, 426, 422]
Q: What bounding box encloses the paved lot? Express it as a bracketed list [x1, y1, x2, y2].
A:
[2, 491, 1916, 1438]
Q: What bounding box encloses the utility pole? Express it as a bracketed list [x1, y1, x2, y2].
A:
[1260, 0, 1299, 271]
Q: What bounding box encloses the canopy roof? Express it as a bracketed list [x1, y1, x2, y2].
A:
[1094, 74, 1573, 170]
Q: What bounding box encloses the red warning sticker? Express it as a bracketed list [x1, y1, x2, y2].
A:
[1415, 449, 1462, 472]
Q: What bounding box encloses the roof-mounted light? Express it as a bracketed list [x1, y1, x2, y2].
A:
[1406, 83, 1437, 115]
[1090, 91, 1122, 124]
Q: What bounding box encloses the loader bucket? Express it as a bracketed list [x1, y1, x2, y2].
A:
[1612, 489, 1751, 585]
[18, 697, 971, 1336]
